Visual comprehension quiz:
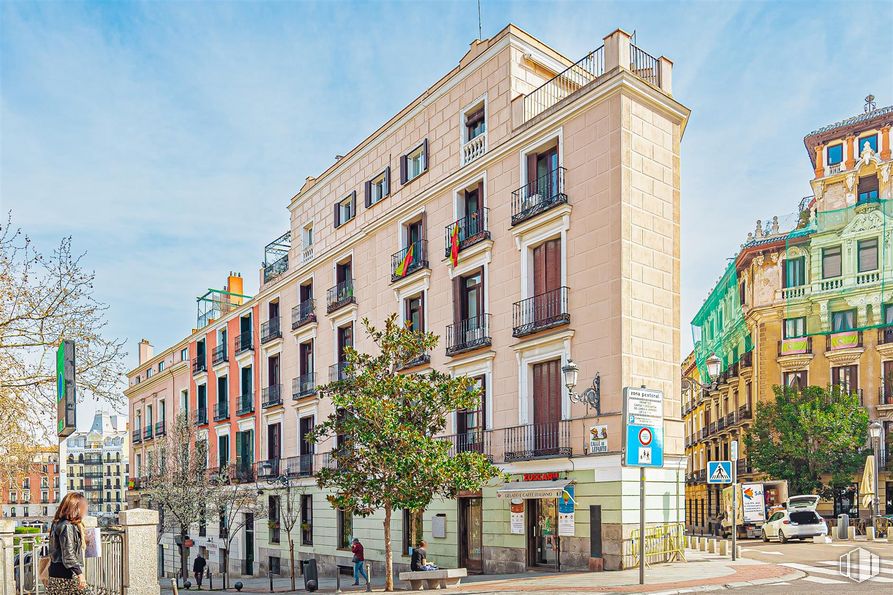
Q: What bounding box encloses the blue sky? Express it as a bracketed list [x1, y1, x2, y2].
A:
[2, 0, 892, 427]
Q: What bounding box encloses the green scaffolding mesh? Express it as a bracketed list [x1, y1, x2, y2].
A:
[780, 197, 892, 353]
[691, 261, 751, 382]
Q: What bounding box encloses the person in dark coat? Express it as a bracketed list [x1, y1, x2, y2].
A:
[47, 492, 88, 595]
[193, 553, 207, 589]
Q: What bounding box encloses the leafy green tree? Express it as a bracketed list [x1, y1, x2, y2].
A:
[310, 315, 502, 591]
[744, 385, 869, 496]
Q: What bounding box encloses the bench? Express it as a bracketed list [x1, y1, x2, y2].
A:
[398, 568, 467, 590]
[336, 563, 354, 576]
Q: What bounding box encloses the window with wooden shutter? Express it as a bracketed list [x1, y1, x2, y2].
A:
[404, 140, 428, 182]
[366, 169, 390, 207]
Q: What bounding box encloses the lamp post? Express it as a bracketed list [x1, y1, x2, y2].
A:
[869, 420, 882, 526]
[561, 359, 600, 414]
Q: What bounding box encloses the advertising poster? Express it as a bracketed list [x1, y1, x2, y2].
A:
[510, 499, 524, 534]
[589, 425, 608, 454]
[85, 527, 102, 558]
[557, 485, 575, 536]
[741, 483, 766, 523]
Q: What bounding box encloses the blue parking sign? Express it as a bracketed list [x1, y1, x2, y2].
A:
[707, 461, 733, 484]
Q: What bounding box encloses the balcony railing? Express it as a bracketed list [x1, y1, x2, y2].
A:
[211, 344, 228, 365]
[524, 45, 604, 122]
[261, 317, 282, 344]
[214, 401, 229, 421]
[736, 458, 753, 475]
[302, 245, 314, 264]
[725, 412, 735, 427]
[717, 417, 725, 431]
[630, 44, 661, 87]
[708, 421, 716, 435]
[327, 279, 355, 313]
[230, 462, 256, 484]
[444, 208, 490, 259]
[826, 330, 863, 351]
[143, 425, 154, 440]
[329, 361, 352, 383]
[262, 384, 282, 408]
[237, 393, 254, 415]
[292, 373, 316, 399]
[235, 332, 253, 354]
[740, 351, 753, 369]
[445, 314, 492, 356]
[461, 132, 487, 166]
[292, 299, 316, 329]
[737, 405, 752, 421]
[511, 166, 568, 225]
[154, 420, 166, 437]
[878, 326, 893, 345]
[503, 421, 571, 462]
[192, 355, 207, 375]
[512, 286, 570, 337]
[132, 429, 141, 443]
[256, 458, 281, 479]
[263, 254, 288, 284]
[444, 431, 491, 459]
[285, 454, 315, 478]
[390, 240, 428, 282]
[194, 408, 208, 426]
[777, 336, 812, 357]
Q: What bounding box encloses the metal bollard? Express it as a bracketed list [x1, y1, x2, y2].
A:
[335, 567, 342, 594]
[270, 572, 274, 592]
[208, 572, 212, 591]
[366, 561, 372, 592]
[171, 578, 180, 595]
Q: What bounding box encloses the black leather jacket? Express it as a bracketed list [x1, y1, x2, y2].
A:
[49, 520, 84, 576]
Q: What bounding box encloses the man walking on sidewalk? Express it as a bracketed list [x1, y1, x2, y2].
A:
[351, 538, 369, 586]
[192, 553, 207, 590]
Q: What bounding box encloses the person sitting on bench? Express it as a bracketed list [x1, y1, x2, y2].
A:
[410, 540, 437, 571]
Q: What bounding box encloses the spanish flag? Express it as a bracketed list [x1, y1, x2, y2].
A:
[450, 223, 460, 267]
[395, 242, 415, 277]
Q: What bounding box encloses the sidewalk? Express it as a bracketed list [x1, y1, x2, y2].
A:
[158, 550, 804, 594]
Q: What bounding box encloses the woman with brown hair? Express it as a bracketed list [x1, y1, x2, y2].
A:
[47, 492, 89, 594]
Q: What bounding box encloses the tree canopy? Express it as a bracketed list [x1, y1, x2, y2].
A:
[744, 384, 869, 496]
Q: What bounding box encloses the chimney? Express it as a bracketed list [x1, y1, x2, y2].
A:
[227, 272, 244, 305]
[138, 339, 154, 365]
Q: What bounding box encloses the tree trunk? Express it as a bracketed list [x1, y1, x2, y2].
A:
[180, 529, 188, 585]
[289, 539, 296, 591]
[223, 548, 228, 589]
[384, 504, 393, 591]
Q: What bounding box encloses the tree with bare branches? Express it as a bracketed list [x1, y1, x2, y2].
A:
[213, 476, 266, 588]
[259, 476, 307, 590]
[0, 213, 126, 481]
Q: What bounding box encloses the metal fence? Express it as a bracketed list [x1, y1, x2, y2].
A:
[621, 522, 685, 569]
[524, 46, 605, 121]
[1, 530, 124, 595]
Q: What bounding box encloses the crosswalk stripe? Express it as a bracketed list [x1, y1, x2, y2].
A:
[781, 562, 846, 576]
[801, 576, 847, 584]
[819, 559, 893, 571]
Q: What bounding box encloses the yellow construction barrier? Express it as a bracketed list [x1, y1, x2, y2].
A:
[621, 522, 686, 569]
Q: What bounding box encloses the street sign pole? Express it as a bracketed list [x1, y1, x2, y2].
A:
[639, 466, 645, 585]
[731, 440, 738, 561]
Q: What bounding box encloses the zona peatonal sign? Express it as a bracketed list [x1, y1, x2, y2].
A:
[622, 386, 664, 468]
[56, 340, 77, 438]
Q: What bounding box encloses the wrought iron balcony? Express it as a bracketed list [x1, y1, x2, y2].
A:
[292, 299, 316, 329]
[237, 393, 254, 415]
[262, 384, 282, 408]
[630, 44, 661, 87]
[194, 408, 208, 426]
[503, 421, 571, 462]
[737, 405, 752, 421]
[285, 454, 315, 478]
[230, 461, 256, 484]
[444, 208, 490, 259]
[327, 279, 355, 313]
[390, 240, 428, 282]
[256, 458, 281, 479]
[261, 317, 282, 344]
[211, 343, 228, 365]
[511, 166, 568, 225]
[717, 417, 725, 431]
[192, 356, 207, 375]
[443, 430, 491, 459]
[740, 351, 753, 369]
[263, 254, 288, 284]
[736, 458, 753, 475]
[292, 373, 316, 399]
[214, 401, 229, 421]
[235, 332, 253, 354]
[512, 286, 570, 337]
[329, 361, 352, 382]
[445, 314, 491, 356]
[725, 412, 735, 427]
[398, 352, 431, 370]
[132, 429, 141, 443]
[154, 421, 166, 437]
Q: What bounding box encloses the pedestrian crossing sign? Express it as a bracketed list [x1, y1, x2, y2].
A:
[707, 461, 733, 484]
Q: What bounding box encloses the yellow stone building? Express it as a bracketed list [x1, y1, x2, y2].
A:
[684, 101, 893, 533]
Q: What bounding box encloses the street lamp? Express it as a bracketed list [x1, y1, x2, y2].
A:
[562, 359, 600, 414]
[706, 355, 722, 382]
[869, 420, 882, 524]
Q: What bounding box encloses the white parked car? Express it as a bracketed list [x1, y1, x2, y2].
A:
[762, 508, 827, 543]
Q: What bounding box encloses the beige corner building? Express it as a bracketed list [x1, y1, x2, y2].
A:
[127, 25, 689, 575]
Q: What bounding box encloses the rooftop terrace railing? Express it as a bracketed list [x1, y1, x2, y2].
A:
[523, 46, 604, 122]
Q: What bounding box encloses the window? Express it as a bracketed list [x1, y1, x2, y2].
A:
[832, 310, 856, 332]
[783, 370, 807, 390]
[831, 365, 858, 395]
[218, 434, 230, 469]
[334, 192, 356, 228]
[302, 224, 313, 260]
[401, 140, 428, 183]
[402, 508, 424, 556]
[857, 134, 878, 155]
[301, 495, 313, 545]
[465, 106, 485, 141]
[858, 238, 878, 271]
[365, 168, 390, 207]
[858, 176, 879, 204]
[405, 295, 425, 333]
[822, 246, 842, 278]
[783, 317, 806, 339]
[826, 144, 843, 166]
[181, 347, 189, 362]
[146, 368, 152, 379]
[457, 375, 486, 452]
[337, 510, 353, 549]
[269, 495, 281, 544]
[739, 279, 746, 306]
[158, 361, 165, 372]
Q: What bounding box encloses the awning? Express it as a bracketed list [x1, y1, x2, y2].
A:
[496, 480, 572, 500]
